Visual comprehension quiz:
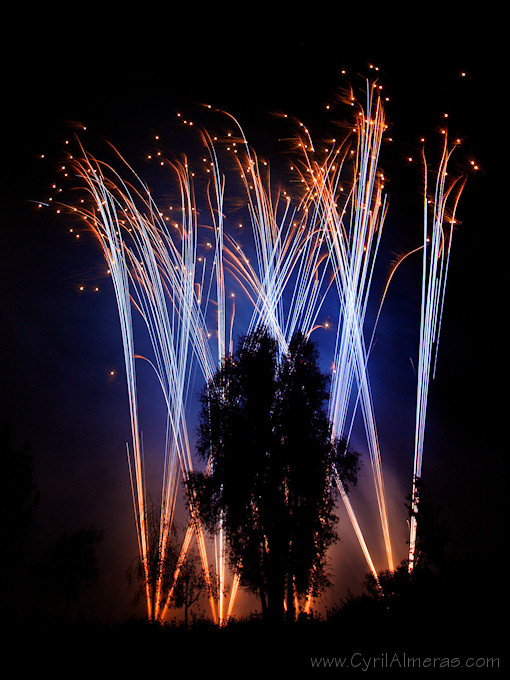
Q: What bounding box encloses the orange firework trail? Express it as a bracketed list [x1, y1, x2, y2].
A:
[52, 77, 470, 621]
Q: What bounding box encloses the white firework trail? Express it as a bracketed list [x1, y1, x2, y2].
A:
[408, 134, 467, 571]
[69, 144, 220, 622]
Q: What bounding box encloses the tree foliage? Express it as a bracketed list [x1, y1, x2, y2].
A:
[336, 481, 454, 629]
[171, 544, 209, 627]
[35, 527, 104, 619]
[406, 478, 452, 571]
[1, 420, 39, 570]
[188, 326, 360, 621]
[127, 503, 212, 624]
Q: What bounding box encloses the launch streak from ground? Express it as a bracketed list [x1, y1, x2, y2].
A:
[408, 137, 467, 572]
[56, 78, 469, 621]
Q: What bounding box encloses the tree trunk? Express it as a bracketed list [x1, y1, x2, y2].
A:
[266, 563, 285, 623]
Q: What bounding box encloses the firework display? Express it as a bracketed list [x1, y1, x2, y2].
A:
[46, 76, 471, 623]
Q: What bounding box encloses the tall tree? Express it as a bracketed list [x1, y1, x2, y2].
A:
[126, 507, 213, 625]
[171, 545, 209, 627]
[1, 420, 39, 571]
[405, 478, 452, 571]
[126, 499, 180, 622]
[188, 326, 359, 622]
[35, 527, 104, 619]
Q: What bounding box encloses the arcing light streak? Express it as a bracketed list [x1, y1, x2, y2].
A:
[408, 136, 467, 571]
[325, 86, 394, 572]
[65, 90, 390, 618]
[206, 95, 394, 582]
[63, 148, 157, 616]
[215, 85, 395, 584]
[282, 83, 394, 572]
[69, 145, 219, 621]
[334, 468, 380, 584]
[58, 79, 467, 621]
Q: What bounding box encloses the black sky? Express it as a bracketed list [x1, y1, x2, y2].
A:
[1, 7, 506, 620]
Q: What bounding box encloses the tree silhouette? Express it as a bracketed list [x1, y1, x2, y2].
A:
[1, 419, 39, 572]
[406, 477, 452, 571]
[35, 527, 104, 619]
[171, 544, 209, 627]
[126, 498, 178, 621]
[188, 326, 360, 622]
[336, 481, 454, 632]
[126, 504, 213, 625]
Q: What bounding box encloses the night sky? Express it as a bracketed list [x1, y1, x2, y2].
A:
[1, 7, 505, 624]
